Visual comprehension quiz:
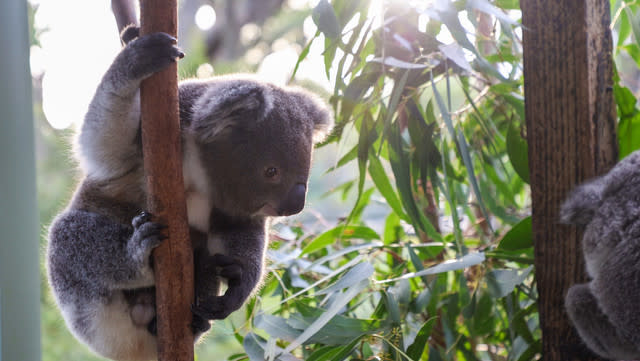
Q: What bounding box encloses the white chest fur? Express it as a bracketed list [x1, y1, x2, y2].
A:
[183, 137, 211, 232]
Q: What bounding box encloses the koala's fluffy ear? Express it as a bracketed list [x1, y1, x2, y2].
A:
[289, 89, 334, 144]
[560, 177, 605, 225]
[191, 83, 270, 143]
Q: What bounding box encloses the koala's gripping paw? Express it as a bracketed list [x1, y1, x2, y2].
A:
[145, 314, 211, 337]
[123, 32, 184, 80]
[192, 254, 245, 320]
[129, 211, 167, 264]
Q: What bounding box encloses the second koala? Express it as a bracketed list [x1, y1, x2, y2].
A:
[47, 31, 332, 361]
[561, 150, 640, 360]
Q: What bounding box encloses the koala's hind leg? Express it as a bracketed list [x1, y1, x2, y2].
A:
[566, 283, 639, 360]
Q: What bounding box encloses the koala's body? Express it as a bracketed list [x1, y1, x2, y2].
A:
[561, 150, 640, 360]
[47, 31, 331, 361]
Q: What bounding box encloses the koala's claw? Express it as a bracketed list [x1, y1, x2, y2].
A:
[211, 254, 243, 284]
[130, 212, 167, 262]
[123, 32, 184, 80]
[192, 299, 233, 320]
[191, 313, 211, 335]
[147, 316, 158, 336]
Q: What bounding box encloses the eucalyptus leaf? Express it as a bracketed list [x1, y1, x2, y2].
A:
[497, 216, 532, 251]
[486, 266, 533, 298]
[316, 262, 374, 295]
[506, 121, 530, 183]
[439, 43, 472, 72]
[284, 279, 369, 352]
[301, 225, 380, 255]
[312, 0, 340, 39]
[378, 252, 486, 283]
[406, 318, 437, 360]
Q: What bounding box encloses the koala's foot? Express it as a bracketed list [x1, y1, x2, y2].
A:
[129, 211, 167, 265]
[123, 32, 184, 80]
[192, 254, 244, 320]
[145, 314, 211, 337]
[566, 283, 640, 360]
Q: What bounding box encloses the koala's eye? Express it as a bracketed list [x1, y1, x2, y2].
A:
[264, 167, 278, 179]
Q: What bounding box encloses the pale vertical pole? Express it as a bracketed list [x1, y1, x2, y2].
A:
[0, 1, 42, 361]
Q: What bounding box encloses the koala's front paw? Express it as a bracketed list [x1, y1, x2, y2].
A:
[192, 254, 245, 320]
[129, 211, 167, 264]
[124, 32, 185, 80]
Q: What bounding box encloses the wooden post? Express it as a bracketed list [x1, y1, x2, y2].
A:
[521, 0, 617, 360]
[139, 1, 195, 360]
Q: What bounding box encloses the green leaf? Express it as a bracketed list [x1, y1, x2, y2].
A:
[301, 225, 380, 255]
[388, 122, 443, 242]
[368, 155, 409, 222]
[312, 0, 340, 39]
[497, 216, 532, 251]
[283, 279, 369, 352]
[328, 335, 367, 361]
[495, 0, 519, 9]
[625, 6, 640, 50]
[618, 112, 640, 159]
[485, 266, 533, 298]
[378, 252, 486, 283]
[254, 314, 301, 342]
[307, 346, 344, 361]
[316, 262, 374, 295]
[383, 212, 404, 245]
[618, 8, 632, 50]
[614, 84, 637, 117]
[406, 318, 437, 360]
[432, 76, 491, 233]
[506, 121, 530, 183]
[243, 333, 266, 361]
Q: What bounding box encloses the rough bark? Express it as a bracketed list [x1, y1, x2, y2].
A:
[139, 1, 195, 360]
[521, 0, 617, 360]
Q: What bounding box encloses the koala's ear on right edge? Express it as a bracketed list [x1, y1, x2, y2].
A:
[191, 84, 269, 143]
[560, 177, 605, 225]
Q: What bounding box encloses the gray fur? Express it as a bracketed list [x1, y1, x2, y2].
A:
[561, 150, 640, 359]
[47, 30, 332, 361]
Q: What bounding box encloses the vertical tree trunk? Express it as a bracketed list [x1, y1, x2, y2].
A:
[139, 1, 195, 360]
[521, 0, 617, 360]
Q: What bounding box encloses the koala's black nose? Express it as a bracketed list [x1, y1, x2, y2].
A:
[278, 183, 307, 216]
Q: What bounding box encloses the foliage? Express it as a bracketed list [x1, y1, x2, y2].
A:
[35, 0, 640, 360]
[230, 1, 537, 360]
[613, 0, 640, 158]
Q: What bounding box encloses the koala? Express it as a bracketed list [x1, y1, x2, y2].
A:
[561, 150, 640, 360]
[46, 30, 332, 361]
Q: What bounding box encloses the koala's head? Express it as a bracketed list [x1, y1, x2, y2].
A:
[183, 75, 333, 219]
[560, 151, 640, 226]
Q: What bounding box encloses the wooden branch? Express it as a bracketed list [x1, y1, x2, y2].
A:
[138, 1, 195, 360]
[111, 0, 138, 34]
[521, 0, 616, 360]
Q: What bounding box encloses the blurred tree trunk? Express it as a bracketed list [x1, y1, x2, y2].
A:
[0, 1, 41, 360]
[206, 0, 285, 60]
[521, 0, 617, 360]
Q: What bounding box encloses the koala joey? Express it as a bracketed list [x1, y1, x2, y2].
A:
[46, 28, 332, 361]
[561, 150, 640, 360]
